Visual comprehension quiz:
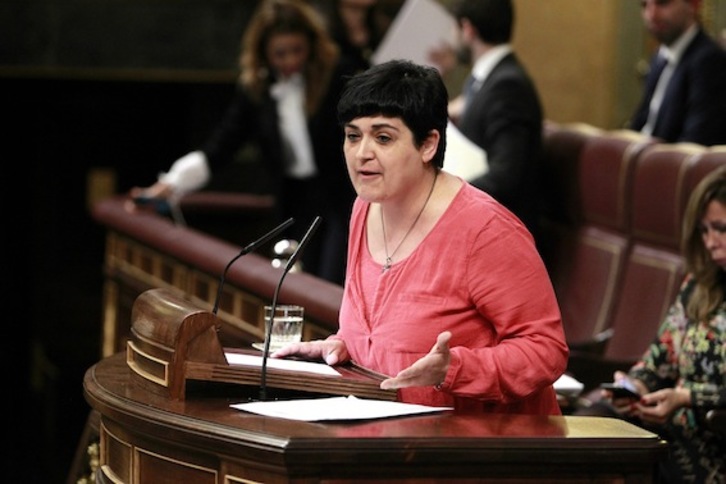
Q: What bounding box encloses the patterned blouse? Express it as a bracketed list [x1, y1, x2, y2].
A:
[629, 274, 726, 483]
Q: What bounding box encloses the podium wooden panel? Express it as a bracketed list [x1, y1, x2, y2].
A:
[84, 352, 667, 483]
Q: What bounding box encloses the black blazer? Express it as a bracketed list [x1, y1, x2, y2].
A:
[629, 29, 726, 146]
[455, 53, 543, 234]
[201, 60, 355, 213]
[199, 60, 358, 284]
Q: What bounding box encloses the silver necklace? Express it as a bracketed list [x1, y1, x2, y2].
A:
[380, 171, 438, 273]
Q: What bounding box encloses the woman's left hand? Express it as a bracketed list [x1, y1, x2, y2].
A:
[380, 331, 451, 390]
[631, 388, 691, 425]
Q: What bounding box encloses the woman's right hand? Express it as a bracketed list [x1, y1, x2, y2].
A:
[124, 182, 174, 213]
[272, 338, 350, 366]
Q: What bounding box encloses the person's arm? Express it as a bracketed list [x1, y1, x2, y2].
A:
[126, 150, 210, 214]
[467, 74, 541, 203]
[126, 85, 262, 212]
[622, 277, 714, 425]
[676, 45, 726, 145]
[440, 221, 569, 401]
[627, 279, 690, 392]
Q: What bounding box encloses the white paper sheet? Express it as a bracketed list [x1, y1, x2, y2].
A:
[553, 373, 585, 397]
[443, 121, 488, 181]
[224, 352, 341, 377]
[371, 0, 458, 69]
[231, 395, 453, 421]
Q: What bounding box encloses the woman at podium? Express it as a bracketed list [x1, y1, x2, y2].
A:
[274, 59, 568, 415]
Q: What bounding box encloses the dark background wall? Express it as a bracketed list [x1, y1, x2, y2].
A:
[2, 1, 261, 481]
[2, 0, 409, 477]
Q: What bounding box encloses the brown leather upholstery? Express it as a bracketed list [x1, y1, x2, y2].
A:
[539, 121, 597, 295]
[547, 129, 652, 349]
[566, 143, 705, 390]
[608, 143, 704, 359]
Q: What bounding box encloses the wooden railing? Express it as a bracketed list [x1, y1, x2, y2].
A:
[92, 195, 343, 357]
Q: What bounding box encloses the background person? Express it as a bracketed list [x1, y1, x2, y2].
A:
[274, 59, 568, 415]
[431, 0, 543, 240]
[127, 0, 357, 284]
[628, 0, 726, 146]
[598, 166, 726, 483]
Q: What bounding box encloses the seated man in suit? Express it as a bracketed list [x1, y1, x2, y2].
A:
[432, 0, 543, 240]
[628, 0, 726, 146]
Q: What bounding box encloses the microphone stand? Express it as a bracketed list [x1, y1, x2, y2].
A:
[259, 216, 322, 401]
[212, 218, 294, 315]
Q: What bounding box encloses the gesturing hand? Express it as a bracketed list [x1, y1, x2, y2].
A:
[380, 331, 452, 390]
[632, 387, 692, 425]
[271, 338, 349, 366]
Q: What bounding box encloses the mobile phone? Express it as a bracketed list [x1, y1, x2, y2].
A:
[132, 196, 171, 215]
[599, 383, 640, 400]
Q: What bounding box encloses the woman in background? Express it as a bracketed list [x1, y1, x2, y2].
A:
[128, 0, 357, 285]
[601, 166, 726, 483]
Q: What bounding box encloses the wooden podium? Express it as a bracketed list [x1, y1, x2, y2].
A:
[125, 287, 396, 401]
[80, 288, 668, 483]
[84, 351, 668, 483]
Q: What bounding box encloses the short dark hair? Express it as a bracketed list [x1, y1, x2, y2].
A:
[337, 59, 448, 168]
[452, 0, 513, 44]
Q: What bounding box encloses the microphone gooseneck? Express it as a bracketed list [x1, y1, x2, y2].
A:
[212, 217, 294, 315]
[259, 216, 322, 401]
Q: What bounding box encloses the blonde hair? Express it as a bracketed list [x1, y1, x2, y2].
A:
[681, 164, 726, 322]
[239, 0, 339, 115]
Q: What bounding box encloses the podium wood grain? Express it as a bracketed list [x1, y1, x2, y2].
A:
[84, 352, 667, 483]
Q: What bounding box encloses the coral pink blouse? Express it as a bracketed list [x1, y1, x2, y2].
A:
[336, 182, 568, 415]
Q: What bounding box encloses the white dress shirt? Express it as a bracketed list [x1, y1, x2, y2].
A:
[641, 24, 698, 135]
[270, 73, 317, 179]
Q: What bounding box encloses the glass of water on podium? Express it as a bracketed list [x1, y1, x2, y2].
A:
[265, 305, 304, 351]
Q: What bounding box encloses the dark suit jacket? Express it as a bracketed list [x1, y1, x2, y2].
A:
[199, 59, 358, 284]
[455, 53, 543, 236]
[629, 29, 726, 146]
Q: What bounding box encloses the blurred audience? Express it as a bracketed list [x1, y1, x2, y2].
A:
[127, 0, 358, 285]
[628, 0, 726, 146]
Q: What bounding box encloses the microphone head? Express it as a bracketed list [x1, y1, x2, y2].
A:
[284, 216, 322, 272]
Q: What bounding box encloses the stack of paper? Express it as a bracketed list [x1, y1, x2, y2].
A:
[232, 395, 452, 422]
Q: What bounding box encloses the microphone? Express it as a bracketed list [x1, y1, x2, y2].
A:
[212, 217, 294, 315]
[259, 215, 322, 401]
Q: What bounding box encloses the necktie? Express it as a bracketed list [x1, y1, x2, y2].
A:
[641, 55, 672, 136]
[644, 55, 668, 97]
[462, 74, 477, 112]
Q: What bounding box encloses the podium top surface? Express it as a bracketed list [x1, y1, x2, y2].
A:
[84, 353, 666, 457]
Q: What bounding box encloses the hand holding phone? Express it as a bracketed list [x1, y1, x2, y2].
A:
[132, 195, 171, 215]
[600, 381, 640, 400]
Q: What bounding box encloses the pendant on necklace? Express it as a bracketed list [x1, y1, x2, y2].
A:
[382, 257, 392, 273]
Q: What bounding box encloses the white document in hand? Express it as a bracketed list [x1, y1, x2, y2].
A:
[231, 395, 452, 421]
[224, 352, 341, 377]
[371, 0, 458, 69]
[444, 121, 488, 181]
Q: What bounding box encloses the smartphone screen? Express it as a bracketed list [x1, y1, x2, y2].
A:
[600, 383, 640, 400]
